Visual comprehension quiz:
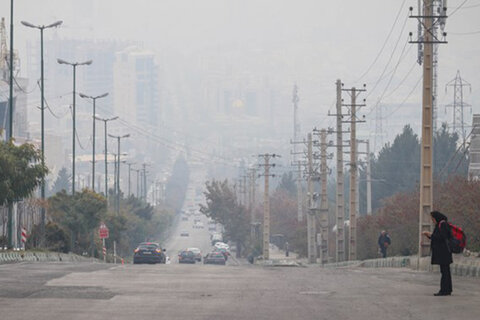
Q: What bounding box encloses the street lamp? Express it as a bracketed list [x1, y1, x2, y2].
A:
[126, 162, 136, 197]
[94, 116, 118, 197]
[108, 133, 129, 214]
[22, 19, 62, 245]
[79, 92, 108, 191]
[57, 58, 93, 194]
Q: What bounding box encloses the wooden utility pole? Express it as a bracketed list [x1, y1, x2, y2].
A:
[409, 1, 447, 257]
[306, 133, 317, 263]
[258, 154, 279, 260]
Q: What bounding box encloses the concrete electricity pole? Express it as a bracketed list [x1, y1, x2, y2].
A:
[248, 168, 257, 238]
[409, 1, 448, 258]
[328, 79, 349, 262]
[342, 86, 366, 261]
[358, 140, 373, 216]
[126, 162, 135, 197]
[292, 84, 303, 222]
[258, 154, 280, 260]
[306, 133, 317, 264]
[315, 128, 331, 264]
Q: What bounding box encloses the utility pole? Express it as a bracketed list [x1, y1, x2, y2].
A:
[142, 163, 149, 202]
[258, 154, 280, 260]
[248, 168, 257, 238]
[445, 71, 471, 143]
[409, 1, 448, 258]
[315, 128, 331, 264]
[292, 84, 303, 222]
[306, 133, 317, 263]
[328, 79, 349, 262]
[342, 86, 366, 261]
[365, 140, 372, 215]
[135, 169, 140, 198]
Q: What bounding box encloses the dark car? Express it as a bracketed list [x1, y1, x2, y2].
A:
[178, 250, 196, 264]
[204, 252, 226, 265]
[133, 242, 166, 264]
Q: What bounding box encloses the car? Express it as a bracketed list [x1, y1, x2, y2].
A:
[204, 252, 226, 265]
[187, 247, 202, 261]
[178, 250, 196, 264]
[181, 216, 188, 221]
[180, 230, 189, 237]
[213, 247, 229, 261]
[214, 242, 229, 250]
[133, 242, 166, 264]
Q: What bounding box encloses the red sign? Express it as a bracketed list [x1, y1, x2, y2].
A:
[99, 223, 109, 239]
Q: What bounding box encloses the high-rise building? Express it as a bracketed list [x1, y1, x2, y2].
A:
[113, 46, 159, 128]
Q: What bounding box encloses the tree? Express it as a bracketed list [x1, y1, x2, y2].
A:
[0, 140, 48, 206]
[276, 172, 297, 196]
[200, 180, 249, 255]
[165, 155, 190, 212]
[50, 167, 71, 195]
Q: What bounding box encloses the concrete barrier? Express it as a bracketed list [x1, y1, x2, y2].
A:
[0, 251, 96, 265]
[322, 255, 480, 278]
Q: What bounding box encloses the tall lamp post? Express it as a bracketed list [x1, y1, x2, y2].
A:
[94, 116, 118, 197]
[126, 162, 136, 197]
[21, 20, 62, 245]
[79, 92, 108, 191]
[108, 134, 130, 214]
[57, 58, 92, 194]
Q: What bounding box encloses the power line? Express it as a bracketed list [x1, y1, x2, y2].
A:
[354, 0, 407, 83]
[365, 14, 409, 100]
[449, 0, 471, 16]
[383, 74, 422, 119]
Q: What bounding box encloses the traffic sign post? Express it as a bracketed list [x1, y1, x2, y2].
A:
[99, 223, 109, 262]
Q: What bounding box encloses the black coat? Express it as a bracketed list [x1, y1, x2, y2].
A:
[431, 221, 453, 265]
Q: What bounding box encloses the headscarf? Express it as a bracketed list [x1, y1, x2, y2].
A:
[430, 211, 448, 224]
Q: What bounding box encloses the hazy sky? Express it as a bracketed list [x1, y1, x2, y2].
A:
[3, 0, 480, 144]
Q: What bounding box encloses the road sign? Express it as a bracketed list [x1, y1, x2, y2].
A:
[21, 227, 27, 244]
[99, 223, 109, 239]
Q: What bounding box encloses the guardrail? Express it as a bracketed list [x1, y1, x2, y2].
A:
[0, 251, 96, 264]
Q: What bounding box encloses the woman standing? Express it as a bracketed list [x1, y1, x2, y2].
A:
[422, 211, 453, 296]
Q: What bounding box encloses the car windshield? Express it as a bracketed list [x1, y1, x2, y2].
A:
[138, 244, 158, 250]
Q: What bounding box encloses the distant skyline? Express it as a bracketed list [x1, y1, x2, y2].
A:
[2, 0, 479, 151]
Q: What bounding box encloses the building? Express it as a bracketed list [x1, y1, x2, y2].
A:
[113, 46, 159, 128]
[469, 114, 480, 180]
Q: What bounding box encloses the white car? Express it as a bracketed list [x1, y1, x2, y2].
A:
[214, 242, 229, 250]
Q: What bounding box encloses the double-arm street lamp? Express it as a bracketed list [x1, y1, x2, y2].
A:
[21, 19, 62, 246]
[57, 58, 92, 194]
[94, 116, 118, 197]
[79, 92, 109, 191]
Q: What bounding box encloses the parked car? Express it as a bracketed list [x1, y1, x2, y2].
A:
[180, 230, 189, 237]
[178, 250, 196, 264]
[187, 247, 202, 261]
[204, 252, 226, 265]
[133, 242, 166, 264]
[214, 242, 229, 250]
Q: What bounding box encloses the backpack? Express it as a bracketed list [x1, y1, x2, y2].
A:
[441, 221, 466, 253]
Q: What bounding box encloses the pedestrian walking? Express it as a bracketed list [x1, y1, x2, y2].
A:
[422, 211, 453, 296]
[378, 230, 391, 258]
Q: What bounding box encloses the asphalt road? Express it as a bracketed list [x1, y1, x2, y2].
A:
[2, 260, 480, 320]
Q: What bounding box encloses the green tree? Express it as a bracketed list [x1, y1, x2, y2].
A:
[50, 167, 71, 196]
[276, 172, 297, 196]
[0, 140, 48, 206]
[165, 155, 190, 212]
[200, 180, 249, 256]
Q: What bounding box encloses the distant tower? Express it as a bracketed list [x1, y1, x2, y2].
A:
[292, 84, 300, 159]
[445, 71, 472, 142]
